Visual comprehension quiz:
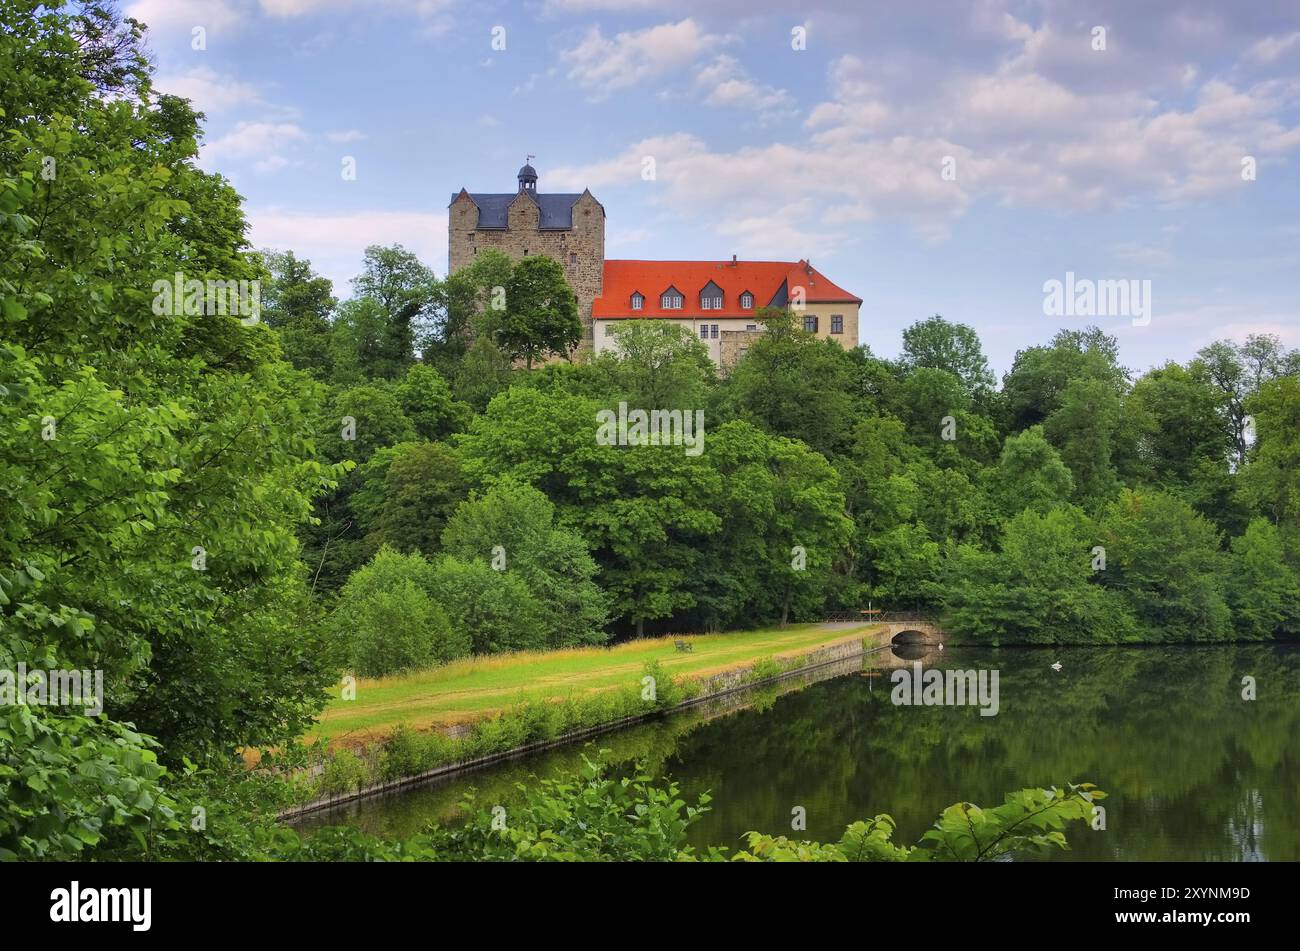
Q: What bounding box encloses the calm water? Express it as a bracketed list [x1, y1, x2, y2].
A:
[297, 644, 1300, 860]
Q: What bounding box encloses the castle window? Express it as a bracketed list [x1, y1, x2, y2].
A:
[699, 325, 708, 339]
[631, 293, 643, 310]
[569, 252, 578, 265]
[831, 314, 844, 334]
[711, 324, 719, 339]
[746, 324, 757, 331]
[604, 323, 615, 337]
[741, 293, 753, 309]
[661, 288, 683, 309]
[701, 295, 722, 310]
[803, 315, 819, 333]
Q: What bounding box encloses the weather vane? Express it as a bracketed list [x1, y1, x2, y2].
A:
[526, 153, 535, 163]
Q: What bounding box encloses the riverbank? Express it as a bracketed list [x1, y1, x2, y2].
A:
[282, 624, 883, 818]
[313, 621, 881, 746]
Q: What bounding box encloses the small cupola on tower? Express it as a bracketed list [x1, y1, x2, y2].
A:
[517, 158, 538, 194]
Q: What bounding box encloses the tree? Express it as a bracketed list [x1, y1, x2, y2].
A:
[453, 336, 514, 411]
[257, 249, 336, 378]
[1192, 334, 1297, 466]
[428, 557, 545, 654]
[704, 422, 853, 627]
[721, 310, 860, 457]
[329, 297, 406, 383]
[1226, 519, 1300, 639]
[987, 427, 1074, 518]
[943, 506, 1137, 644]
[1044, 377, 1122, 508]
[900, 315, 995, 395]
[441, 481, 610, 647]
[499, 255, 581, 368]
[0, 0, 339, 854]
[439, 247, 515, 360]
[1239, 375, 1300, 528]
[600, 320, 715, 409]
[459, 387, 721, 637]
[329, 547, 469, 675]
[394, 363, 471, 441]
[351, 244, 440, 363]
[1003, 326, 1128, 431]
[1097, 490, 1232, 641]
[351, 442, 467, 558]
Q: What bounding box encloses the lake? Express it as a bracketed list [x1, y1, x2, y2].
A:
[295, 643, 1300, 860]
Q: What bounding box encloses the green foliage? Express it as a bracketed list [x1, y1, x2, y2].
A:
[428, 555, 545, 654]
[945, 506, 1138, 644]
[900, 314, 995, 395]
[352, 441, 466, 558]
[394, 363, 471, 441]
[441, 481, 610, 647]
[256, 249, 336, 378]
[721, 315, 860, 457]
[1097, 490, 1232, 641]
[278, 758, 1102, 863]
[1240, 375, 1300, 528]
[988, 426, 1074, 518]
[1044, 377, 1123, 507]
[0, 706, 176, 860]
[1002, 327, 1129, 430]
[330, 548, 469, 676]
[498, 255, 581, 368]
[1227, 519, 1300, 639]
[599, 320, 716, 408]
[0, 0, 338, 798]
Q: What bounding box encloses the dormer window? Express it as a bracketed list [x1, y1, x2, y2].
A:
[699, 280, 724, 311]
[631, 293, 644, 311]
[740, 292, 754, 309]
[661, 286, 683, 309]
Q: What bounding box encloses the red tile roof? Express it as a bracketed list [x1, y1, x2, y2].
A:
[592, 259, 861, 319]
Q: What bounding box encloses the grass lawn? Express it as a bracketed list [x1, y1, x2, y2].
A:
[313, 621, 880, 746]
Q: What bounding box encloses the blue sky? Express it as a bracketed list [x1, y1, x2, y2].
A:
[130, 0, 1300, 375]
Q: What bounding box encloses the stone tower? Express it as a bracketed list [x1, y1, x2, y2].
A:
[448, 162, 605, 345]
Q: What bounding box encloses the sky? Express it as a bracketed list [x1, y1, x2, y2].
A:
[128, 0, 1300, 376]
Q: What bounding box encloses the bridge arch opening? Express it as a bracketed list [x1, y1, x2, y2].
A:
[890, 629, 930, 646]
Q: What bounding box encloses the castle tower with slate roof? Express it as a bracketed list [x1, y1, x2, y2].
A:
[449, 161, 605, 346]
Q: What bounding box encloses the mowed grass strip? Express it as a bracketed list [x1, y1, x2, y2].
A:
[313, 622, 878, 745]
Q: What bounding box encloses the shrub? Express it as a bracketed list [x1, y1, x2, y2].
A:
[315, 749, 372, 798]
[331, 547, 471, 677]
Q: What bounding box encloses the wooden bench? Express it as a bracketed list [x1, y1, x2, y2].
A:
[674, 640, 693, 653]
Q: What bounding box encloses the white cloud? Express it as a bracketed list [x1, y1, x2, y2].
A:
[202, 121, 309, 172]
[125, 0, 246, 34]
[561, 19, 721, 98]
[152, 66, 262, 114]
[326, 129, 366, 143]
[247, 209, 449, 289]
[694, 55, 795, 120]
[1248, 31, 1300, 63]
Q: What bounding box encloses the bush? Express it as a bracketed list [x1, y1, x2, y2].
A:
[429, 555, 546, 654]
[315, 749, 372, 797]
[331, 547, 471, 677]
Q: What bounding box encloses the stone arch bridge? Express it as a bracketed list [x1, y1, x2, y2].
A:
[824, 612, 946, 647]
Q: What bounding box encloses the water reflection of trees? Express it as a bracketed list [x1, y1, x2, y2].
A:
[669, 645, 1300, 860]
[306, 645, 1300, 860]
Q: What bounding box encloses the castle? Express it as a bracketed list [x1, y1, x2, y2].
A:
[449, 163, 861, 368]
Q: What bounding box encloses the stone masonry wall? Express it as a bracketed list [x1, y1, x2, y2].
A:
[449, 190, 605, 346]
